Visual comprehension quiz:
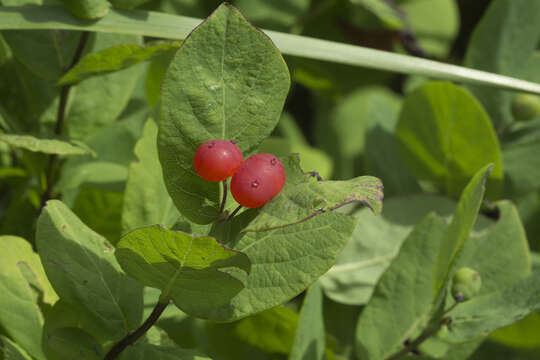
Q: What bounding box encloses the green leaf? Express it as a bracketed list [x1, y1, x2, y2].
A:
[42, 299, 107, 360]
[0, 134, 95, 156]
[122, 119, 180, 233]
[355, 213, 447, 360]
[72, 188, 124, 245]
[399, 0, 459, 58]
[0, 236, 58, 360]
[465, 0, 540, 130]
[434, 164, 492, 292]
[60, 0, 110, 20]
[119, 343, 211, 360]
[396, 81, 502, 198]
[59, 41, 182, 85]
[490, 312, 540, 349]
[46, 327, 103, 360]
[233, 0, 310, 30]
[502, 118, 540, 196]
[446, 268, 540, 343]
[456, 201, 531, 294]
[242, 154, 383, 233]
[289, 282, 325, 360]
[213, 211, 356, 321]
[320, 195, 458, 305]
[1, 30, 80, 80]
[1, 336, 32, 360]
[57, 102, 147, 194]
[115, 224, 251, 319]
[363, 87, 420, 197]
[36, 200, 144, 341]
[158, 3, 290, 224]
[66, 33, 143, 139]
[2, 7, 540, 99]
[234, 306, 298, 354]
[349, 0, 404, 30]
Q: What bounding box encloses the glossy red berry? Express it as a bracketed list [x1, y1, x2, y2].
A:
[193, 139, 243, 182]
[230, 153, 286, 208]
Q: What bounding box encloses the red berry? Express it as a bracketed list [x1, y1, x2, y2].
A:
[230, 153, 286, 208]
[193, 140, 243, 182]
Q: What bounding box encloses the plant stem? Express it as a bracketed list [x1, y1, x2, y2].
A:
[227, 205, 242, 220]
[40, 31, 89, 208]
[219, 179, 228, 214]
[104, 301, 169, 360]
[385, 317, 452, 360]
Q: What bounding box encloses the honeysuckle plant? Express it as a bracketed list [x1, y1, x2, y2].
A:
[2, 1, 540, 360]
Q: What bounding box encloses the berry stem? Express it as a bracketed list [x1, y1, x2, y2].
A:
[219, 179, 228, 214]
[104, 300, 169, 359]
[227, 205, 243, 220]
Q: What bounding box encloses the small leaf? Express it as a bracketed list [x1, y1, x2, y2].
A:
[122, 119, 180, 233]
[243, 154, 383, 232]
[115, 225, 251, 319]
[355, 213, 448, 360]
[36, 200, 143, 341]
[434, 164, 493, 292]
[0, 134, 95, 156]
[396, 81, 503, 198]
[59, 41, 182, 85]
[289, 282, 325, 360]
[60, 0, 110, 20]
[158, 3, 290, 224]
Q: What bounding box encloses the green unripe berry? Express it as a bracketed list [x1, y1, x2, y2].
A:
[512, 93, 540, 121]
[452, 267, 481, 302]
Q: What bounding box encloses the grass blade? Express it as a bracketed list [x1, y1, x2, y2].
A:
[2, 5, 540, 94]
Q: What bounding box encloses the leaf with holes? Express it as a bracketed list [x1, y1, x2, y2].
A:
[158, 3, 290, 224]
[242, 154, 383, 232]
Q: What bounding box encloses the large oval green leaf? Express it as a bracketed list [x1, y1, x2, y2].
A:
[396, 81, 503, 199]
[36, 200, 143, 341]
[158, 3, 290, 224]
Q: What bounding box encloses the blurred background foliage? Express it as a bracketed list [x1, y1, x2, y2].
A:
[1, 0, 540, 359]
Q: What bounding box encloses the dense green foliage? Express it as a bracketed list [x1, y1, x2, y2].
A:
[1, 1, 540, 360]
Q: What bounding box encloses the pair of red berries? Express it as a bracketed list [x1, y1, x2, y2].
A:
[193, 139, 286, 208]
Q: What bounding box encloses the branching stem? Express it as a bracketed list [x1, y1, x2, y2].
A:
[385, 316, 452, 360]
[40, 31, 90, 207]
[227, 205, 242, 220]
[104, 301, 169, 360]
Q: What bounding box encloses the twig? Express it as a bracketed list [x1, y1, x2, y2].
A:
[386, 317, 452, 360]
[227, 205, 242, 220]
[219, 179, 228, 214]
[40, 31, 90, 208]
[104, 301, 169, 360]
